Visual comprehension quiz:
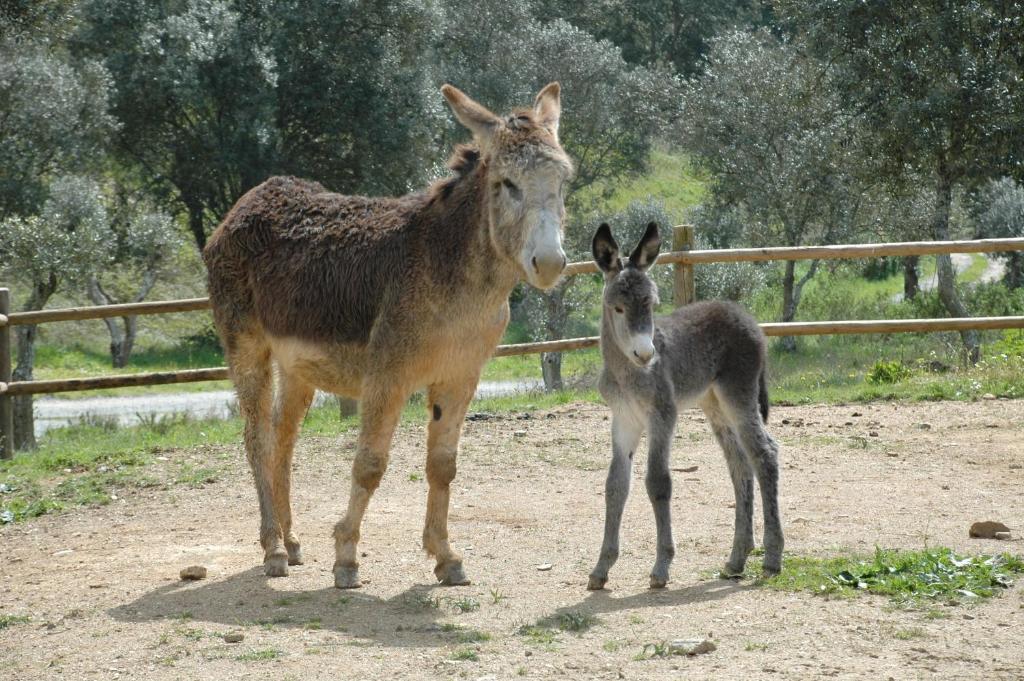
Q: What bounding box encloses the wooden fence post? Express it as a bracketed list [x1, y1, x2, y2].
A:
[672, 224, 695, 307]
[1, 289, 12, 459]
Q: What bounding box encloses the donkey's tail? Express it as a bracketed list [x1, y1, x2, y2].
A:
[758, 368, 769, 423]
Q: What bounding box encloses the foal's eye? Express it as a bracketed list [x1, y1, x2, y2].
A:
[501, 178, 522, 200]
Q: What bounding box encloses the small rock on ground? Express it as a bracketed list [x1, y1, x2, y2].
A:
[179, 565, 207, 581]
[669, 638, 717, 656]
[223, 632, 244, 643]
[969, 521, 1011, 539]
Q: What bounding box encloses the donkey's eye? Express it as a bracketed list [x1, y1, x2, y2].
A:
[502, 178, 522, 200]
[614, 306, 625, 314]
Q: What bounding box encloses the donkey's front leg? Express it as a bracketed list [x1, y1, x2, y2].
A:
[645, 407, 677, 589]
[333, 384, 407, 589]
[588, 412, 643, 590]
[423, 380, 477, 586]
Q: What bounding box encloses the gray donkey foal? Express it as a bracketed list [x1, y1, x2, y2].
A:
[587, 222, 783, 591]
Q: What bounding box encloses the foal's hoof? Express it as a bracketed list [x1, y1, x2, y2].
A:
[435, 561, 470, 586]
[286, 542, 303, 566]
[649, 575, 668, 589]
[334, 565, 362, 589]
[264, 554, 289, 578]
[587, 574, 608, 591]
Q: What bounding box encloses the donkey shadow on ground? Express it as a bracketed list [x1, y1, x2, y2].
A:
[108, 565, 755, 648]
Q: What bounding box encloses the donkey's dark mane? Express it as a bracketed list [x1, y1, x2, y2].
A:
[428, 144, 482, 203]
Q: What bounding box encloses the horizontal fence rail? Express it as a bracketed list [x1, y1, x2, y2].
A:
[2, 238, 1022, 327]
[1, 234, 1023, 448]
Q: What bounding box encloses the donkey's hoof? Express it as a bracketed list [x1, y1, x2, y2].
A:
[264, 554, 289, 578]
[435, 561, 470, 586]
[334, 565, 362, 589]
[761, 562, 782, 578]
[649, 575, 668, 589]
[587, 574, 608, 591]
[719, 565, 745, 579]
[286, 541, 303, 566]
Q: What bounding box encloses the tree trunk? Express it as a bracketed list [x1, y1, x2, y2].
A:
[539, 279, 572, 391]
[12, 275, 58, 450]
[779, 258, 820, 353]
[88, 274, 154, 368]
[1006, 252, 1021, 290]
[187, 202, 207, 252]
[931, 168, 980, 364]
[902, 255, 920, 300]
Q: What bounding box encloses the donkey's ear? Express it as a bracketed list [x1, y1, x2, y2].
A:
[442, 84, 501, 146]
[533, 82, 561, 140]
[628, 222, 661, 271]
[592, 223, 623, 274]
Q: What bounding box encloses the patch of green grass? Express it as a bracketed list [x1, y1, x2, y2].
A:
[754, 547, 1024, 606]
[517, 624, 557, 647]
[489, 587, 507, 605]
[0, 614, 31, 629]
[403, 593, 441, 611]
[744, 641, 769, 652]
[442, 625, 491, 644]
[448, 596, 480, 614]
[602, 639, 624, 652]
[235, 648, 283, 662]
[449, 647, 479, 661]
[893, 627, 928, 640]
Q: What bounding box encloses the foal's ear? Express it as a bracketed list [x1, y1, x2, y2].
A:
[441, 84, 501, 146]
[628, 222, 661, 272]
[533, 82, 561, 140]
[592, 223, 623, 274]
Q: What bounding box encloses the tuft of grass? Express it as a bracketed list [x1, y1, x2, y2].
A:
[403, 593, 441, 611]
[442, 625, 491, 644]
[517, 624, 557, 647]
[449, 648, 479, 662]
[893, 627, 928, 640]
[754, 547, 1024, 606]
[235, 648, 283, 662]
[0, 614, 31, 629]
[489, 587, 507, 605]
[744, 641, 769, 652]
[448, 596, 480, 614]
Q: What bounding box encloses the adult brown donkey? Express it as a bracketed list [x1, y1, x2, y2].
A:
[203, 84, 571, 588]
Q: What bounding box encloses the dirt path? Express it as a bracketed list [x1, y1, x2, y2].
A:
[2, 400, 1023, 680]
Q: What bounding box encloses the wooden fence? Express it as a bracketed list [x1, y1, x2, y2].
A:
[2, 232, 1024, 457]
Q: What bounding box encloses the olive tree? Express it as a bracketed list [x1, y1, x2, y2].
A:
[86, 200, 183, 367]
[0, 176, 112, 449]
[679, 30, 863, 350]
[780, 0, 1024, 362]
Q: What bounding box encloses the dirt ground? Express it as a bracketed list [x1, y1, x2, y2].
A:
[2, 399, 1023, 680]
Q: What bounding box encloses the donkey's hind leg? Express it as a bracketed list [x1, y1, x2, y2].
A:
[423, 379, 477, 585]
[588, 411, 643, 590]
[270, 370, 315, 567]
[229, 332, 289, 576]
[719, 387, 784, 576]
[702, 393, 755, 577]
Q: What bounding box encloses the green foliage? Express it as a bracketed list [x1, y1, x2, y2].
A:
[0, 614, 31, 629]
[758, 548, 1024, 606]
[866, 361, 912, 385]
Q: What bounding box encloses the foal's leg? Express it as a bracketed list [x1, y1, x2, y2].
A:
[702, 394, 755, 577]
[645, 406, 677, 589]
[588, 411, 643, 590]
[333, 383, 408, 588]
[423, 379, 477, 585]
[728, 403, 784, 576]
[269, 370, 315, 570]
[228, 333, 284, 576]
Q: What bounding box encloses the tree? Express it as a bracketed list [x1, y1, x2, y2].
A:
[972, 178, 1024, 290]
[0, 37, 114, 219]
[781, 0, 1024, 362]
[87, 196, 182, 367]
[679, 30, 863, 350]
[74, 0, 447, 250]
[540, 0, 772, 77]
[0, 176, 112, 449]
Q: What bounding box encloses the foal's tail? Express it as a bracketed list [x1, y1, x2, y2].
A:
[758, 368, 769, 423]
